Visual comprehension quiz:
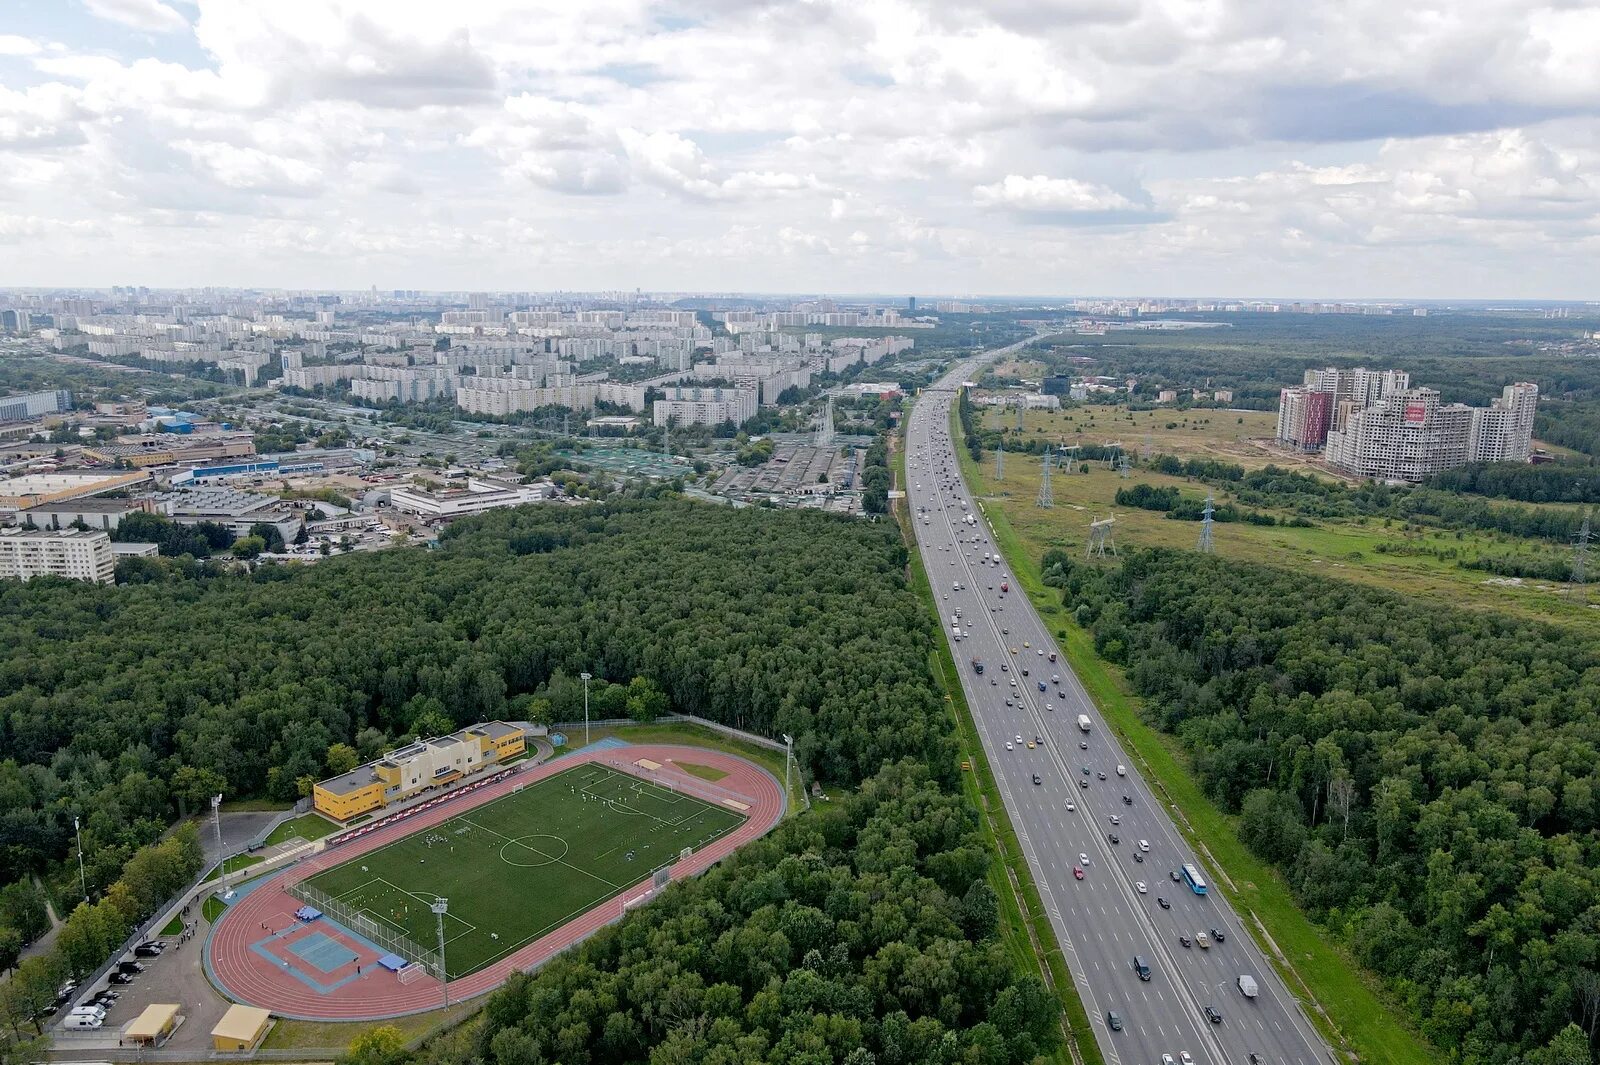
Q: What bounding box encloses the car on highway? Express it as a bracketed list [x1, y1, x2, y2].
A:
[1073, 866, 1084, 880]
[1004, 741, 1013, 751]
[1015, 734, 1023, 744]
[1179, 934, 1191, 947]
[1123, 795, 1134, 805]
[1046, 703, 1053, 711]
[1109, 814, 1120, 824]
[1162, 1056, 1177, 1065]
[1181, 1052, 1195, 1065]
[1136, 881, 1147, 893]
[1139, 839, 1150, 850]
[1064, 801, 1075, 811]
[1032, 773, 1042, 785]
[1134, 852, 1145, 862]
[1079, 779, 1088, 788]
[1171, 869, 1182, 881]
[1108, 833, 1120, 844]
[1079, 852, 1090, 866]
[1106, 1010, 1122, 1032]
[1158, 897, 1170, 909]
[1211, 927, 1227, 943]
[1195, 931, 1211, 949]
[1079, 741, 1088, 749]
[1205, 1006, 1224, 1024]
[1097, 771, 1107, 780]
[1026, 741, 1034, 749]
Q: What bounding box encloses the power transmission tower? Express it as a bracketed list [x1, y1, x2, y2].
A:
[1118, 452, 1131, 478]
[995, 442, 1004, 479]
[1104, 442, 1121, 469]
[1197, 492, 1216, 553]
[1570, 509, 1591, 600]
[1037, 448, 1053, 508]
[1087, 516, 1117, 558]
[1015, 397, 1025, 432]
[663, 420, 670, 459]
[1141, 435, 1153, 462]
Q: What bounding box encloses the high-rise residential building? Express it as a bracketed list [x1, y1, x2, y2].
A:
[1325, 388, 1475, 482]
[0, 389, 73, 421]
[0, 528, 117, 583]
[1275, 388, 1334, 450]
[1468, 382, 1539, 463]
[1281, 370, 1538, 482]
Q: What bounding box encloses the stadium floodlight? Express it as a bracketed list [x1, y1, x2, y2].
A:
[580, 672, 592, 746]
[74, 816, 87, 903]
[432, 898, 449, 1007]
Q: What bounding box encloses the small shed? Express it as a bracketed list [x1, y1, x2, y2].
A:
[211, 1004, 272, 1051]
[125, 1003, 180, 1046]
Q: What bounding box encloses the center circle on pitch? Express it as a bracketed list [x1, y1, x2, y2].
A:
[499, 834, 569, 868]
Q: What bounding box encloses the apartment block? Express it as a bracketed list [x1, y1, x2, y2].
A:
[652, 385, 759, 427]
[0, 528, 117, 583]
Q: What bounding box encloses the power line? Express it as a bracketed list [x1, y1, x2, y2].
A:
[1570, 508, 1591, 600]
[1197, 492, 1216, 554]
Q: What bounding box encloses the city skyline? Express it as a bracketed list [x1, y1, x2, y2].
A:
[2, 1, 1597, 298]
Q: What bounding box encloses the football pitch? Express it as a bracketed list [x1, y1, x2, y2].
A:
[300, 763, 747, 978]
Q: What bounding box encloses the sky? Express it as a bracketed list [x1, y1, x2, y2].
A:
[1, 0, 1598, 299]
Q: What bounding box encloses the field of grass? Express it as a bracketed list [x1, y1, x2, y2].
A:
[302, 764, 745, 979]
[957, 403, 1441, 1065]
[975, 404, 1600, 631]
[264, 812, 341, 848]
[570, 721, 806, 812]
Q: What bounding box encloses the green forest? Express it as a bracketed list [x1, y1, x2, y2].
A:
[1031, 313, 1600, 412]
[0, 500, 1066, 1064]
[415, 762, 1056, 1065]
[1044, 547, 1600, 1064]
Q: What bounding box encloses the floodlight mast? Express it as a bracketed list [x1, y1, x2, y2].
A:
[432, 898, 449, 1007]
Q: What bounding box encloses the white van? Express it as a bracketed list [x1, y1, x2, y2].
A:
[1116, 764, 1127, 777]
[63, 1014, 103, 1030]
[69, 1004, 106, 1019]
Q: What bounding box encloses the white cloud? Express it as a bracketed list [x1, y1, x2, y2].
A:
[974, 174, 1140, 216]
[82, 0, 190, 34]
[1, 0, 1598, 295]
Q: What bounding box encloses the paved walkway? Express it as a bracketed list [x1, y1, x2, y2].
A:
[205, 745, 783, 1020]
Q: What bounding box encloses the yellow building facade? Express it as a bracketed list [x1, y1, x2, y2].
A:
[313, 721, 526, 822]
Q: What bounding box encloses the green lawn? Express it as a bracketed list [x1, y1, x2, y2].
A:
[202, 852, 266, 883]
[956, 403, 1441, 1065]
[676, 762, 729, 783]
[301, 764, 746, 979]
[264, 812, 340, 847]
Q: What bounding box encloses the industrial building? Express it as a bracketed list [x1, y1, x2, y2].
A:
[312, 721, 527, 820]
[389, 476, 557, 519]
[0, 470, 151, 511]
[0, 527, 117, 583]
[20, 497, 157, 531]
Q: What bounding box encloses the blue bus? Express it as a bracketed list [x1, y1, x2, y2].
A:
[1181, 863, 1208, 896]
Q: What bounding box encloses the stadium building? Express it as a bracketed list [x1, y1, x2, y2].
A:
[313, 721, 528, 821]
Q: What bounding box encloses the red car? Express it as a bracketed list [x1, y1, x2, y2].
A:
[1073, 866, 1085, 880]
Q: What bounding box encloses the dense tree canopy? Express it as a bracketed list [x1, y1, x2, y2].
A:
[1046, 547, 1600, 1064]
[409, 761, 1056, 1065]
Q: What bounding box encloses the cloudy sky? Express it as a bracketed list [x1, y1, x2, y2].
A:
[2, 0, 1598, 298]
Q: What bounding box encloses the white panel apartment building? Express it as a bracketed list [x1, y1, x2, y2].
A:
[652, 386, 759, 427]
[1467, 383, 1539, 464]
[0, 528, 117, 583]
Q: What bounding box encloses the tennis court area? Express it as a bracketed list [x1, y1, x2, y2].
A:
[299, 763, 746, 978]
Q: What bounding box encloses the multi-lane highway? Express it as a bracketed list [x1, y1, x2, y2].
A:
[905, 345, 1330, 1065]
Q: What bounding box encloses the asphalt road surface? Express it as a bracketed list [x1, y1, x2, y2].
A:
[905, 344, 1331, 1065]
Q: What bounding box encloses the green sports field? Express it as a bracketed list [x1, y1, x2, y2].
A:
[300, 763, 746, 978]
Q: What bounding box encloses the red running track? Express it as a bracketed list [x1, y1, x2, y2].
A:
[205, 745, 785, 1020]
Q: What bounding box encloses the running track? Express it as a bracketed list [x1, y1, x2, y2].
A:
[205, 745, 785, 1020]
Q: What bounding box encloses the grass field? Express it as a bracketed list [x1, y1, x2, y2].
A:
[975, 403, 1600, 631]
[264, 812, 340, 847]
[302, 764, 746, 979]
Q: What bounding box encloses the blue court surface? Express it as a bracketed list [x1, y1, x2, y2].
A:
[288, 931, 358, 973]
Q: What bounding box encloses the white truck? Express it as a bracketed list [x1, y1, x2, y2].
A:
[1077, 714, 1092, 733]
[1238, 975, 1259, 999]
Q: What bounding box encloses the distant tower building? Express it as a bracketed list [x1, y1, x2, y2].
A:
[908, 296, 917, 312]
